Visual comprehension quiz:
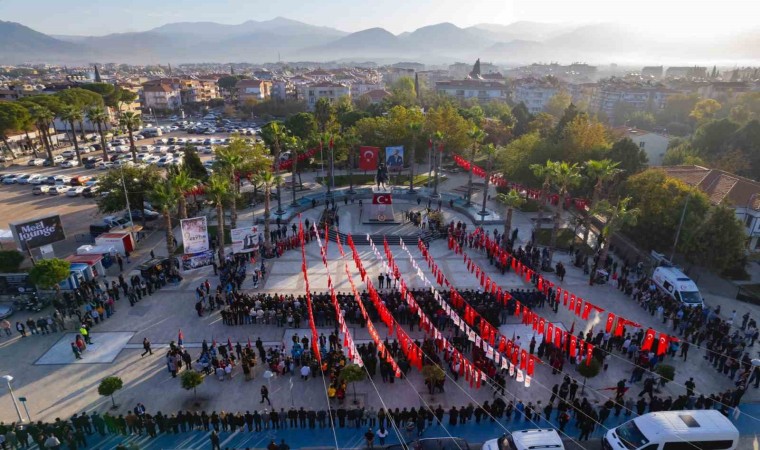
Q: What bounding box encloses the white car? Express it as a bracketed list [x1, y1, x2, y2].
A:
[49, 185, 69, 195]
[61, 159, 80, 168]
[54, 175, 72, 185]
[32, 185, 51, 195]
[137, 153, 150, 161]
[156, 156, 174, 167]
[113, 159, 135, 168]
[66, 186, 86, 197]
[28, 158, 46, 166]
[140, 145, 154, 152]
[144, 155, 161, 164]
[61, 150, 77, 158]
[16, 173, 39, 184]
[98, 162, 114, 170]
[28, 174, 47, 185]
[116, 145, 131, 153]
[2, 174, 22, 184]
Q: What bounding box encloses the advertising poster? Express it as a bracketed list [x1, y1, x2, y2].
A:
[385, 146, 404, 170]
[231, 226, 260, 254]
[10, 215, 66, 251]
[180, 217, 209, 254]
[181, 250, 215, 271]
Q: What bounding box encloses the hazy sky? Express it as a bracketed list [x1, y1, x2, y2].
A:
[1, 0, 757, 36]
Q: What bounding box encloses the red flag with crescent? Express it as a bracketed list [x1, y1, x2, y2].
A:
[642, 328, 656, 351]
[372, 193, 392, 204]
[657, 333, 669, 356]
[359, 146, 379, 171]
[606, 313, 616, 333]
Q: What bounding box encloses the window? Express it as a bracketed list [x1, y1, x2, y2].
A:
[663, 440, 734, 450]
[639, 141, 646, 148]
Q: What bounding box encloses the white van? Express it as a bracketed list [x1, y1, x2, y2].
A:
[603, 410, 738, 450]
[483, 429, 564, 450]
[652, 266, 704, 307]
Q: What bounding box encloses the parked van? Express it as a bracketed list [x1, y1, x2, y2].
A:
[603, 410, 738, 450]
[652, 265, 703, 307]
[142, 127, 163, 137]
[484, 429, 564, 450]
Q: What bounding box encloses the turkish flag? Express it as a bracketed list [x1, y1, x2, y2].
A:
[538, 317, 546, 335]
[372, 193, 392, 204]
[554, 326, 563, 347]
[606, 313, 616, 333]
[614, 318, 626, 337]
[570, 335, 577, 356]
[642, 328, 656, 351]
[527, 356, 535, 376]
[359, 146, 379, 171]
[586, 342, 594, 366]
[547, 323, 554, 341]
[657, 333, 669, 356]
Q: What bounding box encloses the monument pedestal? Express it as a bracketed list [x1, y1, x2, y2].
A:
[363, 189, 399, 224]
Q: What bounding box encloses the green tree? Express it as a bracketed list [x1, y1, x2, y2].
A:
[530, 161, 554, 234]
[422, 364, 446, 395]
[511, 103, 534, 137]
[545, 161, 583, 265]
[558, 113, 610, 161]
[387, 77, 417, 107]
[59, 105, 84, 164]
[577, 357, 601, 394]
[148, 179, 180, 256]
[95, 166, 163, 223]
[545, 91, 572, 119]
[98, 376, 124, 408]
[87, 106, 110, 160]
[689, 99, 722, 123]
[658, 93, 700, 127]
[623, 169, 711, 254]
[26, 104, 55, 161]
[29, 258, 71, 290]
[254, 171, 281, 251]
[215, 145, 245, 229]
[625, 111, 657, 130]
[169, 168, 198, 220]
[608, 138, 648, 176]
[285, 112, 317, 141]
[582, 159, 622, 245]
[180, 370, 204, 398]
[687, 204, 747, 275]
[0, 102, 30, 157]
[205, 173, 232, 262]
[497, 190, 526, 242]
[260, 122, 290, 208]
[181, 146, 208, 182]
[595, 197, 639, 269]
[119, 112, 141, 163]
[339, 363, 366, 403]
[407, 121, 422, 192]
[0, 250, 24, 272]
[314, 98, 335, 133]
[424, 103, 474, 156]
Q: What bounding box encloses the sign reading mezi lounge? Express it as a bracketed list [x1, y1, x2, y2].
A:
[10, 215, 66, 251]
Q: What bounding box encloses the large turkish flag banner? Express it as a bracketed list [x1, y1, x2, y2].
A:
[373, 193, 392, 204]
[359, 146, 379, 171]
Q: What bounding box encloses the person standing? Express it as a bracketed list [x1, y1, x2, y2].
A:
[365, 428, 375, 449]
[376, 426, 388, 446]
[209, 430, 220, 450]
[260, 385, 271, 405]
[15, 321, 26, 337]
[141, 338, 153, 357]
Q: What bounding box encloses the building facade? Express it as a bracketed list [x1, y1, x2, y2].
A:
[435, 80, 508, 102]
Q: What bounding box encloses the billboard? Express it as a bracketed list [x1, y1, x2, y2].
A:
[385, 146, 404, 170]
[181, 250, 215, 271]
[231, 226, 260, 254]
[10, 215, 66, 251]
[180, 217, 209, 254]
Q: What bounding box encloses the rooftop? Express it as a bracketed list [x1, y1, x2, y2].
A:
[663, 165, 760, 210]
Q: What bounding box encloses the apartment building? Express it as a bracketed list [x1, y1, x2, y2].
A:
[236, 79, 272, 104]
[297, 82, 351, 109]
[435, 79, 508, 102]
[511, 78, 560, 114]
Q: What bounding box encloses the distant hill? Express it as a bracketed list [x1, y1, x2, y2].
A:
[1, 18, 758, 65]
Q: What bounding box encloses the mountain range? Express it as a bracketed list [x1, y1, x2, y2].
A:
[1, 17, 758, 66]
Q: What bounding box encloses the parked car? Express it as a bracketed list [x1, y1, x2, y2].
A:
[98, 162, 114, 170]
[83, 157, 103, 169]
[2, 174, 22, 184]
[66, 186, 86, 197]
[54, 175, 72, 185]
[0, 303, 13, 319]
[28, 158, 46, 166]
[126, 209, 160, 221]
[61, 159, 80, 168]
[61, 150, 77, 158]
[28, 174, 47, 185]
[32, 185, 51, 195]
[49, 185, 69, 195]
[70, 175, 92, 186]
[82, 185, 100, 197]
[44, 155, 65, 166]
[16, 173, 39, 184]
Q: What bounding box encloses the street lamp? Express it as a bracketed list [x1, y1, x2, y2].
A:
[2, 375, 24, 423]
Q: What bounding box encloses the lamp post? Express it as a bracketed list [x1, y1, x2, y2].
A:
[2, 375, 24, 423]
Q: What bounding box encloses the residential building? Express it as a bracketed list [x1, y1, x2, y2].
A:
[180, 79, 219, 103]
[642, 66, 664, 79]
[591, 79, 675, 121]
[665, 66, 708, 79]
[416, 70, 450, 90]
[271, 79, 295, 101]
[392, 62, 425, 71]
[448, 63, 472, 79]
[612, 127, 670, 166]
[435, 79, 508, 102]
[142, 81, 182, 110]
[696, 82, 753, 102]
[663, 165, 760, 250]
[360, 89, 390, 105]
[511, 78, 560, 114]
[236, 79, 272, 105]
[297, 82, 351, 109]
[382, 68, 415, 86]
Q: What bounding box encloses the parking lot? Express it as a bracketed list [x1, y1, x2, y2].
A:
[0, 125, 239, 258]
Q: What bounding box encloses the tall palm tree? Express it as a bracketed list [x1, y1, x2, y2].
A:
[148, 179, 180, 256]
[497, 189, 526, 245]
[595, 197, 639, 270]
[314, 97, 333, 134]
[29, 105, 55, 161]
[215, 146, 244, 229]
[318, 132, 334, 195]
[466, 127, 487, 205]
[530, 162, 553, 234]
[582, 159, 623, 245]
[119, 112, 141, 163]
[169, 169, 198, 220]
[343, 130, 360, 194]
[254, 171, 281, 251]
[205, 173, 232, 262]
[87, 106, 109, 160]
[266, 121, 289, 214]
[59, 106, 84, 164]
[289, 138, 304, 206]
[545, 161, 583, 266]
[407, 121, 421, 193]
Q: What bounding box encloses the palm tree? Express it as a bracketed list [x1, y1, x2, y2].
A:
[478, 143, 497, 219]
[254, 171, 281, 251]
[288, 138, 304, 206]
[87, 106, 109, 160]
[205, 173, 232, 262]
[265, 122, 289, 214]
[529, 162, 553, 234]
[595, 197, 639, 270]
[119, 112, 141, 163]
[148, 179, 180, 256]
[432, 131, 445, 197]
[466, 127, 487, 205]
[545, 161, 583, 266]
[29, 105, 55, 161]
[215, 146, 244, 229]
[59, 106, 84, 164]
[497, 189, 526, 244]
[318, 132, 334, 195]
[407, 121, 421, 193]
[314, 97, 333, 134]
[582, 159, 623, 245]
[343, 130, 360, 194]
[169, 169, 198, 220]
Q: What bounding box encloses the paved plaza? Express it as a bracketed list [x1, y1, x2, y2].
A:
[2, 177, 760, 448]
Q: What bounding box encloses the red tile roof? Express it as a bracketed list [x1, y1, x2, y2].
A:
[663, 165, 760, 209]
